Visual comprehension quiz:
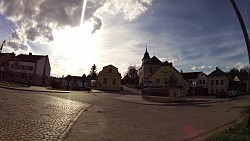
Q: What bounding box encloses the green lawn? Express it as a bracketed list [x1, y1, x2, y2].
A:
[206, 117, 250, 141]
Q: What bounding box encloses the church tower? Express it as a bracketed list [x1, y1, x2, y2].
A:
[142, 47, 150, 65]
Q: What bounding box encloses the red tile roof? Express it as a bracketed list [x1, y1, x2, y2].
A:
[0, 53, 15, 57]
[16, 54, 45, 63]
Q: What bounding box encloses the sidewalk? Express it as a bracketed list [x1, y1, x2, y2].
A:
[114, 95, 237, 105]
[0, 83, 70, 93]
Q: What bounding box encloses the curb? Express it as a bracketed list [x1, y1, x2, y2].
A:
[113, 95, 236, 106]
[0, 85, 70, 93]
[58, 104, 91, 141]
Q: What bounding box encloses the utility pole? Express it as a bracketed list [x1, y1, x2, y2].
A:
[230, 0, 250, 130]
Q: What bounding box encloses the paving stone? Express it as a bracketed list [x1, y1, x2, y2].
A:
[0, 92, 89, 140]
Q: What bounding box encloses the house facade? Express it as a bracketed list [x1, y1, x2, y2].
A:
[139, 48, 189, 95]
[97, 65, 121, 91]
[63, 75, 85, 90]
[207, 67, 229, 95]
[182, 72, 208, 95]
[5, 53, 51, 86]
[182, 72, 207, 88]
[0, 53, 15, 81]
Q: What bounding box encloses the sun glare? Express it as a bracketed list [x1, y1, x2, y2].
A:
[52, 23, 100, 75]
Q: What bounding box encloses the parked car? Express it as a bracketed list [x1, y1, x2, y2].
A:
[228, 91, 237, 97]
[216, 91, 230, 98]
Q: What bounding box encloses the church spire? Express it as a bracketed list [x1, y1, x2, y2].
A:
[142, 45, 150, 64]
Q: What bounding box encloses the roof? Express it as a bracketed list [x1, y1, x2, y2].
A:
[208, 67, 225, 76]
[161, 61, 172, 66]
[0, 53, 15, 57]
[16, 54, 45, 63]
[65, 75, 83, 80]
[182, 72, 201, 79]
[144, 56, 162, 65]
[103, 64, 118, 69]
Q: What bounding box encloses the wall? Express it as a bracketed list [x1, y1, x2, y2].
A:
[208, 75, 229, 94]
[149, 65, 189, 95]
[97, 65, 121, 91]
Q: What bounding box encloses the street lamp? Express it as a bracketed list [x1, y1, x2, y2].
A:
[230, 0, 250, 130]
[0, 40, 6, 54]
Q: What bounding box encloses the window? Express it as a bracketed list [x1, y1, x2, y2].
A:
[199, 80, 202, 84]
[112, 79, 116, 85]
[29, 76, 32, 80]
[164, 78, 168, 83]
[221, 80, 223, 85]
[29, 66, 33, 71]
[103, 78, 107, 84]
[16, 74, 18, 78]
[216, 80, 218, 85]
[109, 68, 112, 73]
[156, 79, 160, 84]
[211, 80, 213, 85]
[21, 74, 24, 79]
[203, 80, 205, 84]
[150, 68, 153, 73]
[11, 64, 13, 68]
[221, 89, 224, 92]
[211, 89, 214, 94]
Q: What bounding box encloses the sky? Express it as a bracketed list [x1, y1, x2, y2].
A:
[0, 0, 250, 77]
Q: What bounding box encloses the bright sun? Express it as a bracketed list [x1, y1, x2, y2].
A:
[51, 22, 100, 75]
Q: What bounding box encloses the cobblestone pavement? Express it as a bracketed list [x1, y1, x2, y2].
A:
[0, 92, 89, 141]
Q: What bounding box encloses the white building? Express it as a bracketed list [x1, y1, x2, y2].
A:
[182, 72, 208, 88]
[7, 53, 51, 86]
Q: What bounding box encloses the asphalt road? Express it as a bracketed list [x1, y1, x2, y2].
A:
[1, 88, 249, 141]
[46, 90, 250, 141]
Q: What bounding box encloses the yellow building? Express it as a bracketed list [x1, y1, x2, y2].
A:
[139, 48, 189, 94]
[97, 65, 121, 91]
[207, 67, 229, 95]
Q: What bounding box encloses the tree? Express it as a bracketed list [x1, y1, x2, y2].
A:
[88, 64, 98, 80]
[126, 65, 139, 84]
[228, 68, 240, 78]
[65, 75, 71, 89]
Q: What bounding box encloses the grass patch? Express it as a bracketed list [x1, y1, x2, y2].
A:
[206, 118, 250, 141]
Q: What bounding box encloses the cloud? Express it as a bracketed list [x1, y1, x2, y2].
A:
[234, 62, 247, 70]
[99, 0, 152, 21]
[0, 0, 153, 52]
[159, 57, 177, 63]
[191, 65, 210, 71]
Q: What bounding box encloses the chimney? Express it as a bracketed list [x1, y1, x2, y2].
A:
[216, 67, 218, 70]
[29, 52, 32, 55]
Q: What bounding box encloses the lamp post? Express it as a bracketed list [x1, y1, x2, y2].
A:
[192, 81, 196, 97]
[230, 0, 250, 130]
